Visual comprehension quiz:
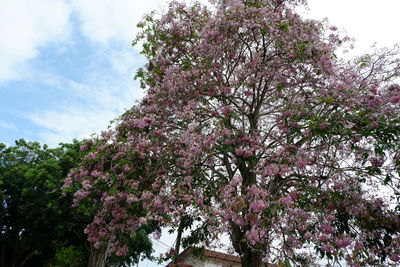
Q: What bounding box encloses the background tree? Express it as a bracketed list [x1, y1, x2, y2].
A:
[0, 139, 86, 267]
[69, 0, 400, 266]
[0, 139, 154, 267]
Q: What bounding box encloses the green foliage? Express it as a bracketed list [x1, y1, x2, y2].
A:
[106, 228, 154, 267]
[47, 244, 87, 267]
[0, 139, 86, 267]
[0, 139, 155, 267]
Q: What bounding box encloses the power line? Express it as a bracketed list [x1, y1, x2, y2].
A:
[151, 237, 173, 250]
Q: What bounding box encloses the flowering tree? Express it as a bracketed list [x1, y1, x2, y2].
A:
[63, 137, 158, 267]
[67, 0, 400, 266]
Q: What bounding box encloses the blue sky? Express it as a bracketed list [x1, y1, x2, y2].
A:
[1, 0, 400, 265]
[0, 0, 169, 147]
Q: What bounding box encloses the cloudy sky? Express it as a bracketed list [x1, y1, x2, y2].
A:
[0, 0, 400, 265]
[0, 0, 169, 147]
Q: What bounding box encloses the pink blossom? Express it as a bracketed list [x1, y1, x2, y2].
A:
[389, 255, 400, 262]
[82, 180, 91, 190]
[80, 144, 89, 151]
[91, 170, 101, 178]
[230, 176, 243, 186]
[250, 200, 267, 212]
[319, 122, 329, 130]
[115, 245, 128, 256]
[280, 196, 292, 206]
[289, 191, 298, 201]
[247, 228, 262, 245]
[335, 237, 352, 248]
[320, 223, 336, 234]
[354, 241, 364, 251]
[221, 86, 232, 95]
[222, 128, 232, 136]
[326, 215, 335, 222]
[152, 197, 162, 209]
[368, 97, 381, 109]
[123, 164, 131, 172]
[319, 235, 329, 242]
[153, 230, 161, 240]
[244, 90, 254, 96]
[235, 148, 253, 158]
[104, 196, 115, 207]
[370, 157, 384, 167]
[139, 217, 147, 226]
[63, 177, 73, 188]
[73, 189, 89, 200]
[264, 164, 279, 176]
[304, 232, 313, 240]
[140, 191, 153, 201]
[127, 196, 139, 204]
[232, 215, 246, 227]
[221, 106, 233, 116]
[211, 111, 218, 117]
[133, 119, 148, 129]
[321, 244, 334, 253]
[225, 139, 235, 145]
[86, 152, 96, 160]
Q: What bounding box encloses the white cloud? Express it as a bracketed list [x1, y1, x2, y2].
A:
[71, 0, 210, 46]
[21, 28, 146, 146]
[0, 121, 17, 130]
[65, 78, 144, 113]
[108, 49, 142, 74]
[0, 0, 72, 81]
[71, 0, 167, 45]
[306, 0, 400, 52]
[0, 0, 210, 83]
[28, 107, 117, 146]
[27, 73, 144, 146]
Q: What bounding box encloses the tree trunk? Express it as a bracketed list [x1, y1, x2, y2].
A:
[87, 244, 108, 267]
[230, 222, 263, 267]
[173, 217, 185, 263]
[0, 243, 33, 267]
[16, 248, 33, 267]
[241, 248, 263, 267]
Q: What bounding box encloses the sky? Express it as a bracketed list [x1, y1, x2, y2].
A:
[1, 0, 400, 266]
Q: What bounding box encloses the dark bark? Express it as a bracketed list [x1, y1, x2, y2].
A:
[230, 222, 263, 267]
[17, 248, 34, 267]
[0, 243, 33, 267]
[173, 217, 185, 263]
[241, 248, 263, 267]
[230, 152, 264, 267]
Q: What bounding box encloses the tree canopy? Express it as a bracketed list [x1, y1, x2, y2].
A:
[68, 0, 400, 266]
[0, 139, 154, 267]
[0, 139, 86, 267]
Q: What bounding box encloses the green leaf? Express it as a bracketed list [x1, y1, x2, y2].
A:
[277, 23, 289, 31]
[384, 174, 392, 185]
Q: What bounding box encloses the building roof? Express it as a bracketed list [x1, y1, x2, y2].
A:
[167, 247, 241, 267]
[201, 248, 241, 263]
